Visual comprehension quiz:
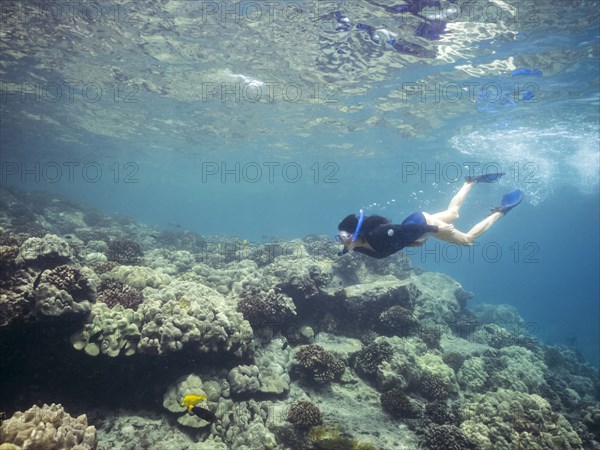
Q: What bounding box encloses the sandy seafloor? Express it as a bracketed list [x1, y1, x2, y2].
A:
[0, 185, 598, 450]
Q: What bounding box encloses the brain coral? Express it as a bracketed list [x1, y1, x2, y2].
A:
[0, 403, 97, 450]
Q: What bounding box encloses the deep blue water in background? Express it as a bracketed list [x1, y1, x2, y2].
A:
[1, 1, 598, 365]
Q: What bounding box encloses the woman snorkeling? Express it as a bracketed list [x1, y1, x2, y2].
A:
[336, 173, 523, 259]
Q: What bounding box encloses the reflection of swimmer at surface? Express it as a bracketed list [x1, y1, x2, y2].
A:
[336, 173, 523, 259]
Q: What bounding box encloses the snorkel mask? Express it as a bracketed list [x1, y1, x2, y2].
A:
[336, 209, 364, 255]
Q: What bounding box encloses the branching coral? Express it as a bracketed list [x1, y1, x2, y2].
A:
[425, 424, 474, 450]
[236, 287, 296, 327]
[443, 352, 466, 373]
[425, 400, 458, 425]
[295, 344, 345, 383]
[92, 261, 120, 275]
[378, 305, 418, 336]
[44, 264, 95, 301]
[97, 279, 144, 310]
[106, 239, 143, 265]
[380, 387, 419, 419]
[420, 373, 450, 401]
[287, 401, 322, 429]
[352, 341, 393, 379]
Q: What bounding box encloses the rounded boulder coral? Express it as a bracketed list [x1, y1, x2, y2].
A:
[0, 403, 97, 450]
[295, 344, 345, 384]
[287, 401, 322, 429]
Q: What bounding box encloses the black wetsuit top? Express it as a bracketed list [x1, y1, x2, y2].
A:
[339, 213, 438, 259]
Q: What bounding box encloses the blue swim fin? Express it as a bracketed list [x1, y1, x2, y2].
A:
[491, 190, 524, 214]
[465, 173, 505, 183]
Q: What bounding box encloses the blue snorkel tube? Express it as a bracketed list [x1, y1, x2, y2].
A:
[352, 209, 364, 242]
[336, 209, 364, 256]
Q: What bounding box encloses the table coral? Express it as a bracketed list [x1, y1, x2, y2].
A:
[0, 403, 97, 450]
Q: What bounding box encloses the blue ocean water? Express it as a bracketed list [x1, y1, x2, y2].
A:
[1, 0, 598, 373]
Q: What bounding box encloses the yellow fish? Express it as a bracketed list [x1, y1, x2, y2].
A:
[180, 393, 207, 412]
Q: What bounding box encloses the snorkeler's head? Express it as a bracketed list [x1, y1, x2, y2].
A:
[336, 210, 364, 255]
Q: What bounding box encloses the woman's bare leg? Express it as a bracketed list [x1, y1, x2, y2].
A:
[430, 181, 475, 224]
[425, 211, 504, 245]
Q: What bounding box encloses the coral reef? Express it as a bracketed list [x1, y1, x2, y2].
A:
[294, 344, 345, 384]
[138, 280, 253, 356]
[0, 403, 97, 450]
[443, 352, 466, 373]
[162, 374, 216, 429]
[1, 188, 598, 450]
[425, 400, 458, 425]
[286, 401, 322, 429]
[228, 365, 261, 395]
